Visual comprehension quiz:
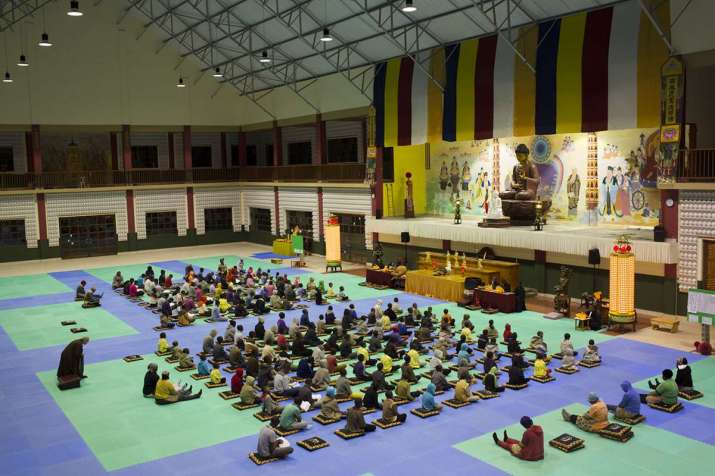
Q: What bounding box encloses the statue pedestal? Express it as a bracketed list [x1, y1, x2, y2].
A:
[478, 217, 511, 228]
[501, 199, 552, 226]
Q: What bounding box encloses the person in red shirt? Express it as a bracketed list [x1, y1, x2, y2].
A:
[694, 340, 712, 356]
[493, 416, 544, 461]
[231, 367, 244, 394]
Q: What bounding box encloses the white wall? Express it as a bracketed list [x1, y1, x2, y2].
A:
[194, 186, 242, 234]
[0, 194, 38, 247]
[45, 191, 127, 246]
[671, 0, 715, 55]
[278, 187, 320, 240]
[241, 187, 276, 235]
[0, 132, 27, 173]
[322, 187, 373, 249]
[134, 189, 188, 239]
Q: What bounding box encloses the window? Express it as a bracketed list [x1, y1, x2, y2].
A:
[192, 146, 212, 168]
[131, 146, 158, 169]
[327, 137, 358, 163]
[336, 214, 365, 235]
[0, 219, 26, 245]
[286, 210, 313, 237]
[230, 145, 239, 166]
[250, 207, 272, 233]
[383, 147, 394, 182]
[204, 207, 232, 232]
[246, 145, 257, 166]
[265, 145, 274, 165]
[0, 147, 15, 172]
[287, 142, 312, 165]
[59, 215, 116, 248]
[145, 211, 177, 236]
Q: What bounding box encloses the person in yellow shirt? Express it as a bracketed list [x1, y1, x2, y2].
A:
[380, 353, 393, 373]
[454, 376, 480, 403]
[356, 345, 376, 366]
[381, 313, 392, 331]
[210, 363, 225, 384]
[460, 326, 473, 341]
[157, 332, 169, 353]
[532, 354, 551, 379]
[407, 347, 422, 369]
[218, 298, 231, 313]
[154, 371, 202, 404]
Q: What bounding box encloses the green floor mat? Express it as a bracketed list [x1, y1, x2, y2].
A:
[0, 274, 70, 300]
[183, 255, 273, 274]
[634, 357, 715, 408]
[87, 264, 154, 285]
[287, 272, 401, 301]
[0, 302, 138, 350]
[37, 353, 264, 471]
[454, 403, 714, 476]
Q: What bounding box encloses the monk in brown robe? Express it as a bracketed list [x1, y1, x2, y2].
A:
[57, 337, 89, 380]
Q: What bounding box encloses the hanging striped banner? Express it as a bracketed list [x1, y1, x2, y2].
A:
[373, 52, 435, 147]
[373, 0, 669, 145]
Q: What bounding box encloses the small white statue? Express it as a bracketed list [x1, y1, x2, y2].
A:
[487, 192, 504, 218]
[445, 250, 452, 273]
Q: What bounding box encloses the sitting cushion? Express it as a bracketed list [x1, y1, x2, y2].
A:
[253, 410, 281, 422]
[61, 320, 77, 326]
[481, 308, 499, 315]
[598, 423, 634, 442]
[232, 401, 260, 410]
[474, 391, 500, 399]
[334, 429, 365, 440]
[154, 350, 172, 356]
[505, 382, 529, 390]
[297, 437, 329, 452]
[648, 401, 683, 413]
[175, 365, 196, 372]
[530, 375, 555, 383]
[579, 360, 601, 368]
[205, 380, 227, 389]
[443, 398, 472, 409]
[248, 452, 279, 465]
[57, 375, 81, 391]
[549, 433, 585, 453]
[274, 426, 300, 437]
[410, 407, 440, 418]
[190, 373, 210, 381]
[123, 355, 143, 363]
[373, 417, 404, 429]
[555, 366, 579, 374]
[312, 414, 342, 425]
[335, 395, 353, 403]
[269, 393, 290, 402]
[165, 357, 179, 363]
[616, 414, 645, 425]
[679, 389, 703, 400]
[392, 397, 411, 405]
[551, 353, 564, 360]
[70, 327, 88, 333]
[218, 391, 240, 400]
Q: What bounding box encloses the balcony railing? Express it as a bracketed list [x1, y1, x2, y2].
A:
[677, 149, 715, 182]
[0, 163, 366, 190]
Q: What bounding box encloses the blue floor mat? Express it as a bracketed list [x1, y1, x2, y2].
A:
[252, 252, 297, 260]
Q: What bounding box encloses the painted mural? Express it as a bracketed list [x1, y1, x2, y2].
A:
[427, 128, 661, 225]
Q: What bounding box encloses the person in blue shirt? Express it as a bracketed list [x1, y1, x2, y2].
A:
[421, 383, 442, 412]
[197, 354, 211, 376]
[607, 380, 641, 419]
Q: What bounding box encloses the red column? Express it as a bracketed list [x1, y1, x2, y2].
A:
[36, 193, 47, 241]
[168, 132, 175, 169]
[442, 240, 451, 251]
[183, 126, 192, 169]
[317, 187, 324, 238]
[665, 263, 677, 279]
[274, 186, 280, 234]
[220, 132, 228, 168]
[314, 114, 326, 165]
[187, 187, 195, 230]
[660, 190, 678, 239]
[31, 125, 42, 173]
[372, 146, 384, 218]
[238, 131, 247, 166]
[122, 125, 132, 170]
[272, 121, 282, 166]
[126, 190, 135, 234]
[25, 132, 33, 173]
[535, 250, 546, 263]
[110, 132, 119, 170]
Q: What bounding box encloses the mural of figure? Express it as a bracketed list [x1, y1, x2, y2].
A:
[439, 160, 449, 191]
[474, 167, 485, 204]
[615, 166, 631, 216]
[481, 174, 491, 210]
[600, 166, 619, 219]
[449, 157, 460, 195]
[566, 168, 580, 216]
[461, 162, 471, 191]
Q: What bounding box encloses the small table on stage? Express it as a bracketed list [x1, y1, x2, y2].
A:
[366, 269, 393, 287]
[475, 288, 517, 313]
[272, 239, 293, 256]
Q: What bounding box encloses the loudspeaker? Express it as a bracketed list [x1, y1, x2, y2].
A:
[654, 225, 666, 242]
[588, 248, 600, 265]
[401, 232, 410, 243]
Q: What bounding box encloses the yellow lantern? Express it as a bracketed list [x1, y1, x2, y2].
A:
[609, 236, 635, 323]
[325, 215, 341, 266]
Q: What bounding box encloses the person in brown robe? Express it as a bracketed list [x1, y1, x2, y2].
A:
[57, 337, 89, 380]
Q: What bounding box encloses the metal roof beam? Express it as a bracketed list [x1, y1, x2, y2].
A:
[0, 0, 54, 32]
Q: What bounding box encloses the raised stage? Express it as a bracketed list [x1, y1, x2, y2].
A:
[366, 216, 678, 264]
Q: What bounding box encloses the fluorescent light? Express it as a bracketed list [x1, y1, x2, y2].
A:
[320, 27, 333, 42]
[38, 33, 52, 47]
[212, 67, 223, 78]
[259, 50, 271, 63]
[3, 72, 12, 83]
[402, 0, 416, 12]
[17, 54, 29, 67]
[176, 77, 186, 88]
[67, 0, 83, 16]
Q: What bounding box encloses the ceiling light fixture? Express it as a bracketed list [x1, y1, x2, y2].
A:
[320, 27, 333, 42]
[67, 0, 83, 16]
[402, 0, 416, 12]
[38, 32, 52, 47]
[176, 76, 186, 88]
[212, 67, 223, 78]
[3, 71, 12, 83]
[17, 54, 29, 67]
[259, 50, 271, 63]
